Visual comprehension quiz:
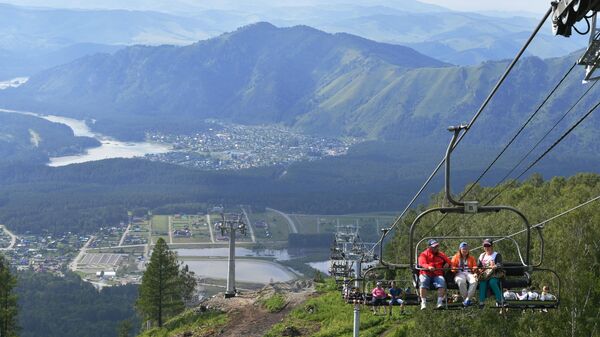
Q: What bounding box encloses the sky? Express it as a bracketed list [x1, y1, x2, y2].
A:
[419, 0, 551, 14]
[3, 0, 553, 14]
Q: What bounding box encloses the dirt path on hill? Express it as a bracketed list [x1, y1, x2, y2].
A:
[204, 280, 315, 337]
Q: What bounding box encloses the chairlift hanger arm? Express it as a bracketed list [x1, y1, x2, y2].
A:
[445, 125, 468, 207]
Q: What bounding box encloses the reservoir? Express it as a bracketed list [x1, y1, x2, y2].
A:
[175, 247, 291, 260]
[176, 248, 297, 283]
[181, 258, 296, 283]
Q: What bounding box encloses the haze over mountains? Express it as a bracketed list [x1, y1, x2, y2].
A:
[2, 23, 598, 155]
[0, 0, 598, 231]
[0, 0, 589, 79]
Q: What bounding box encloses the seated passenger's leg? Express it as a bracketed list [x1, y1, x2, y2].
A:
[434, 276, 446, 308]
[466, 273, 478, 300]
[479, 280, 489, 306]
[419, 275, 430, 309]
[489, 278, 503, 304]
[455, 273, 468, 299]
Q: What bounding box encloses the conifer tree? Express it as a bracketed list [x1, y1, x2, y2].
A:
[117, 319, 132, 337]
[136, 238, 196, 327]
[0, 254, 18, 337]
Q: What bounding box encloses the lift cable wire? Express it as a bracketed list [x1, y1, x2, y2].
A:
[443, 95, 600, 237]
[506, 98, 600, 184]
[473, 194, 600, 250]
[421, 61, 578, 239]
[480, 80, 599, 207]
[365, 8, 553, 256]
[461, 62, 576, 200]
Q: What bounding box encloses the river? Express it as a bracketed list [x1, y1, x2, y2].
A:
[0, 108, 171, 166]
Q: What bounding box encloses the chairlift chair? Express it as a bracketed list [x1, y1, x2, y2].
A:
[370, 125, 560, 310]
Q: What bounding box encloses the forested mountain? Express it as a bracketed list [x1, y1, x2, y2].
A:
[0, 112, 99, 164]
[0, 22, 447, 140]
[0, 23, 598, 234]
[1, 23, 598, 149]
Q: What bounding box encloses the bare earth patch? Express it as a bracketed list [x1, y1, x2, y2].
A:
[177, 280, 315, 337]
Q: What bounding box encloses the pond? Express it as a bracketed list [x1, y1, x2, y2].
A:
[175, 248, 292, 260]
[181, 258, 296, 283]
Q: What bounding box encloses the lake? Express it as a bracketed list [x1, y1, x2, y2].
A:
[175, 248, 292, 260]
[181, 258, 296, 283]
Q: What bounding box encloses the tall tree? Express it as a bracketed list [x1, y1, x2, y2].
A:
[136, 238, 196, 328]
[117, 319, 132, 337]
[0, 254, 18, 337]
[179, 264, 198, 307]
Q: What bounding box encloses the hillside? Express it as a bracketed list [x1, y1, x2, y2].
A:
[0, 111, 99, 164]
[0, 23, 597, 153]
[139, 280, 316, 337]
[138, 173, 600, 337]
[0, 22, 448, 140]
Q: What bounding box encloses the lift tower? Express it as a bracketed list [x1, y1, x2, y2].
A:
[215, 212, 247, 298]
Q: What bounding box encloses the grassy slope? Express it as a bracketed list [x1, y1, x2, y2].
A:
[138, 309, 228, 337]
[264, 281, 414, 337]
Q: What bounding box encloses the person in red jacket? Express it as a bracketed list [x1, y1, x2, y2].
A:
[418, 239, 451, 310]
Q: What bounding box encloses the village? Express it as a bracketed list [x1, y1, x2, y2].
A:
[0, 207, 290, 289]
[0, 207, 393, 292]
[145, 121, 358, 170]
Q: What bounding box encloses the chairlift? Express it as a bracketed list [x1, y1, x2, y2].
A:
[350, 125, 560, 311]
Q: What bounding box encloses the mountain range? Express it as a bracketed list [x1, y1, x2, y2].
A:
[0, 0, 590, 80]
[0, 23, 448, 140]
[0, 20, 598, 236]
[1, 22, 598, 155]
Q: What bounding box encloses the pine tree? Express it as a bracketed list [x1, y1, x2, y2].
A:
[136, 238, 196, 328]
[0, 254, 18, 337]
[117, 319, 132, 337]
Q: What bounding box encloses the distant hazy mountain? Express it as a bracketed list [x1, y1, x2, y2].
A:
[0, 3, 247, 78]
[1, 23, 598, 156]
[0, 23, 448, 139]
[0, 0, 448, 14]
[0, 0, 590, 80]
[265, 10, 588, 65]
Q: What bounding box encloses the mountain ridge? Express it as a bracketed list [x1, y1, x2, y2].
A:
[0, 22, 598, 158]
[0, 22, 448, 139]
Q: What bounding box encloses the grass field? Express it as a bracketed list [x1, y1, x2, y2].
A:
[264, 280, 414, 337]
[245, 210, 290, 241]
[151, 215, 170, 235]
[171, 214, 213, 243]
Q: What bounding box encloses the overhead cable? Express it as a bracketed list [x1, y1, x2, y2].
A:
[479, 194, 600, 249]
[443, 95, 600, 237]
[422, 61, 579, 238]
[366, 8, 553, 255]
